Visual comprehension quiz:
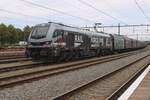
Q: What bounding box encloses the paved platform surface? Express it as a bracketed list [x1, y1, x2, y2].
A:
[129, 69, 150, 100]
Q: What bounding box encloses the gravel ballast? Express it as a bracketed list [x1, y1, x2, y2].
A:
[65, 55, 150, 100]
[0, 50, 150, 100]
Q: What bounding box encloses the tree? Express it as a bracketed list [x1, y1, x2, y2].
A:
[23, 25, 32, 41]
[7, 24, 17, 44]
[16, 28, 24, 41]
[0, 23, 32, 47]
[0, 24, 9, 46]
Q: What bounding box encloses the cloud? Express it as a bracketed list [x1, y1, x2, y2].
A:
[0, 0, 149, 28]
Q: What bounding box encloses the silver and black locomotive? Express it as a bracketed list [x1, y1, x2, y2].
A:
[25, 22, 147, 61]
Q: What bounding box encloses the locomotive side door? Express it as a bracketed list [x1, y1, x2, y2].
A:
[80, 34, 89, 47]
[65, 31, 74, 48]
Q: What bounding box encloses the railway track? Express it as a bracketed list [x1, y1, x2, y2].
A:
[106, 61, 149, 100]
[0, 47, 148, 73]
[0, 46, 148, 65]
[0, 55, 25, 60]
[52, 53, 150, 100]
[0, 49, 148, 88]
[0, 48, 142, 73]
[0, 57, 31, 64]
[0, 50, 25, 59]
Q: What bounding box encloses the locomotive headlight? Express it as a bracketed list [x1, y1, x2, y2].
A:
[45, 41, 51, 45]
[44, 41, 51, 47]
[45, 41, 49, 45]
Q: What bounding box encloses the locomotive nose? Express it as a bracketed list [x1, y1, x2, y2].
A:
[43, 41, 52, 46]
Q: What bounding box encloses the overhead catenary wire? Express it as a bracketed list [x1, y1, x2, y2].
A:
[103, 0, 127, 18]
[134, 0, 150, 22]
[20, 0, 96, 23]
[0, 8, 50, 21]
[0, 9, 87, 28]
[77, 0, 128, 25]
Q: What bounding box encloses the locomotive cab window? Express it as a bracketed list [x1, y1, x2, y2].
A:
[31, 25, 49, 39]
[53, 30, 64, 37]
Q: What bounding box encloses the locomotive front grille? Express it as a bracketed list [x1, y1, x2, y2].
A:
[40, 50, 48, 56]
[31, 42, 45, 46]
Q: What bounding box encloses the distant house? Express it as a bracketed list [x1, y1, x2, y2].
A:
[19, 41, 27, 46]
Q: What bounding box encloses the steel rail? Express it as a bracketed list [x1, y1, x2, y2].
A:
[0, 58, 31, 64]
[0, 51, 136, 88]
[0, 47, 147, 73]
[0, 55, 25, 60]
[106, 61, 149, 100]
[52, 55, 150, 100]
[0, 50, 138, 74]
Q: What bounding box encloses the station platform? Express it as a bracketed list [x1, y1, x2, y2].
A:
[119, 65, 150, 100]
[129, 69, 150, 100]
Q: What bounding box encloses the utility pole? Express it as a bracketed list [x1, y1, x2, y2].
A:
[118, 23, 120, 35]
[147, 24, 149, 32]
[133, 26, 135, 33]
[102, 27, 105, 32]
[94, 23, 102, 32]
[137, 33, 138, 40]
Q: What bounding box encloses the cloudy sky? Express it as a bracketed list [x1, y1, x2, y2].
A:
[0, 0, 150, 29]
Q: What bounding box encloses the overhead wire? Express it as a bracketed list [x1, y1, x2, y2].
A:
[134, 0, 150, 22]
[0, 8, 50, 21]
[77, 0, 128, 24]
[20, 0, 96, 23]
[103, 0, 127, 18]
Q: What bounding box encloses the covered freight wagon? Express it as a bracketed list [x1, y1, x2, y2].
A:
[110, 34, 125, 52]
[124, 36, 132, 50]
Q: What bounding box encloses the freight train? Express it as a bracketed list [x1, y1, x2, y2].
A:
[25, 22, 147, 61]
